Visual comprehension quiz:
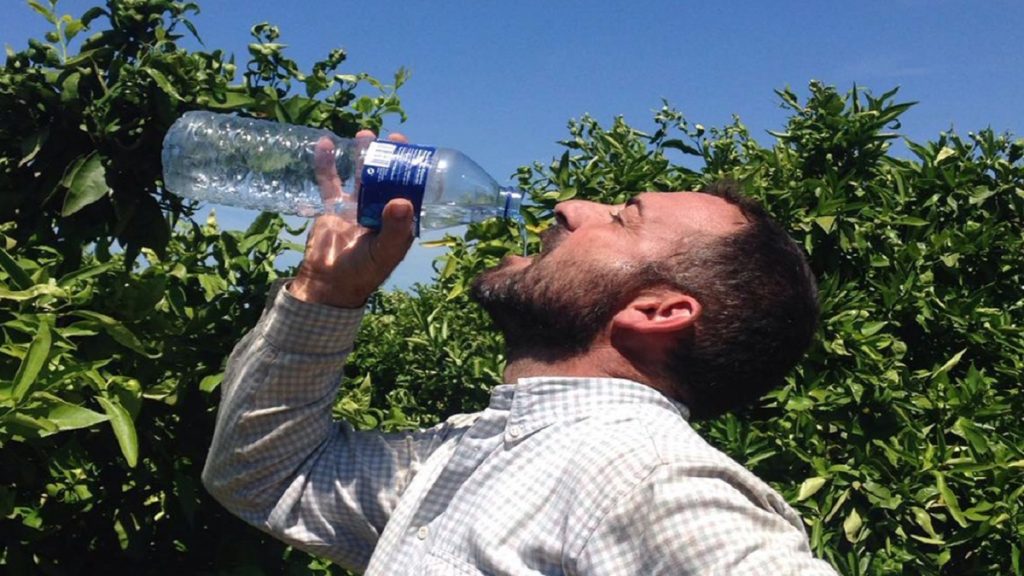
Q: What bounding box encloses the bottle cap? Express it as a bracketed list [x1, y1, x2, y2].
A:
[499, 187, 524, 220]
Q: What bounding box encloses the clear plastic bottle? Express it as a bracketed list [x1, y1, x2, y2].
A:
[161, 111, 522, 232]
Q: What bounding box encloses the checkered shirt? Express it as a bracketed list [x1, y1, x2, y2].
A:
[203, 286, 838, 575]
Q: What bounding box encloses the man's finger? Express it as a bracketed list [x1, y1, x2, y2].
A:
[313, 137, 343, 204]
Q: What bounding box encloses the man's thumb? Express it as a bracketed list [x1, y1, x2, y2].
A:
[375, 199, 415, 265]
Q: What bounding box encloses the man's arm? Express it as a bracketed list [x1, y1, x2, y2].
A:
[203, 133, 423, 570]
[202, 284, 458, 569]
[577, 464, 839, 575]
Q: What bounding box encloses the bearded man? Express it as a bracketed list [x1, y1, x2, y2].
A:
[203, 133, 838, 575]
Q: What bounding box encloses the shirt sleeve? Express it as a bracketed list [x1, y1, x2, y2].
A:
[577, 463, 839, 575]
[201, 282, 453, 571]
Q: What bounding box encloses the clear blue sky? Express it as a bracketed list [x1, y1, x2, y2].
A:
[4, 0, 1023, 287]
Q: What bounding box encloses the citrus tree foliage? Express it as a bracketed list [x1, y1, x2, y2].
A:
[0, 1, 405, 573]
[346, 84, 1024, 576]
[1, 3, 1021, 576]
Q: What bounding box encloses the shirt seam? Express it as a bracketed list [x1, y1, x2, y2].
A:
[572, 414, 667, 563]
[575, 461, 665, 563]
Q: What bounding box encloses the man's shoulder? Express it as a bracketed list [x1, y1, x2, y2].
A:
[553, 403, 719, 482]
[564, 404, 791, 510]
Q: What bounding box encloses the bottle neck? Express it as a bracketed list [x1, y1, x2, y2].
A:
[499, 187, 524, 221]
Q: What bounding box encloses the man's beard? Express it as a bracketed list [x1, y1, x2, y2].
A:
[469, 226, 639, 363]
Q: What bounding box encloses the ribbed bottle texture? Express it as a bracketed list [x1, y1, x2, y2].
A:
[161, 112, 522, 231]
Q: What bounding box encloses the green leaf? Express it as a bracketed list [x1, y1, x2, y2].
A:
[60, 71, 81, 104]
[661, 138, 701, 156]
[245, 211, 277, 236]
[931, 349, 966, 379]
[421, 238, 454, 249]
[843, 508, 863, 543]
[910, 534, 947, 546]
[893, 216, 930, 227]
[42, 394, 109, 431]
[0, 283, 69, 301]
[142, 379, 179, 405]
[445, 282, 466, 301]
[110, 377, 143, 420]
[859, 321, 887, 337]
[199, 373, 223, 393]
[951, 417, 990, 454]
[18, 127, 48, 167]
[182, 18, 203, 44]
[933, 471, 968, 528]
[145, 68, 185, 101]
[814, 215, 836, 233]
[57, 262, 115, 286]
[797, 476, 828, 501]
[197, 273, 227, 300]
[912, 507, 941, 539]
[206, 89, 258, 110]
[64, 18, 85, 41]
[27, 0, 56, 24]
[70, 310, 157, 357]
[934, 146, 956, 163]
[96, 396, 138, 467]
[2, 411, 59, 435]
[80, 6, 106, 26]
[968, 185, 997, 205]
[785, 396, 814, 411]
[10, 319, 52, 403]
[0, 246, 34, 290]
[61, 152, 109, 216]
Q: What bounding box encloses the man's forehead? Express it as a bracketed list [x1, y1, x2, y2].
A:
[636, 191, 748, 236]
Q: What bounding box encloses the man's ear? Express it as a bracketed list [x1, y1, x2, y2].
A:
[611, 291, 701, 335]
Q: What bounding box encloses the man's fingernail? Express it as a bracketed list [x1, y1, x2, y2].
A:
[392, 203, 412, 220]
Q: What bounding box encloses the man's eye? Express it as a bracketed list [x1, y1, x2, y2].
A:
[610, 211, 624, 224]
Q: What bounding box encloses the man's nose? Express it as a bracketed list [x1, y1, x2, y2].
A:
[553, 199, 615, 231]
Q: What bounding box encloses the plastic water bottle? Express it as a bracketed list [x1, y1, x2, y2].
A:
[161, 111, 523, 233]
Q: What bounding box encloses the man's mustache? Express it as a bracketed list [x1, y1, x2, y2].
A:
[538, 224, 569, 256]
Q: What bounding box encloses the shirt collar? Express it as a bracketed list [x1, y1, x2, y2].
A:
[488, 377, 690, 443]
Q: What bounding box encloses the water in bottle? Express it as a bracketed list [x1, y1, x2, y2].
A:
[161, 111, 523, 234]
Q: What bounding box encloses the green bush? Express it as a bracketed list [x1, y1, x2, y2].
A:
[1, 1, 403, 573]
[2, 2, 1021, 575]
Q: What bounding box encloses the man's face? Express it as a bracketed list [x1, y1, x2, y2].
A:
[470, 192, 747, 357]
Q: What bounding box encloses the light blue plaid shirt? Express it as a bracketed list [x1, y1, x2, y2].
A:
[203, 286, 838, 575]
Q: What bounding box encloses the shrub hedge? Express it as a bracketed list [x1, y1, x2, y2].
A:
[1, 2, 1021, 574]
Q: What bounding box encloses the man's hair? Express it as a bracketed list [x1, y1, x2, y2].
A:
[654, 181, 819, 419]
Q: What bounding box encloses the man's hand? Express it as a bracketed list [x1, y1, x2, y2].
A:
[289, 130, 414, 308]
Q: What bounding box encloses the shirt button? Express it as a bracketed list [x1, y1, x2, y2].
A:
[509, 425, 522, 438]
[417, 526, 429, 540]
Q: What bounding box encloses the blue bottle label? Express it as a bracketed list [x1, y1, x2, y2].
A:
[358, 140, 436, 232]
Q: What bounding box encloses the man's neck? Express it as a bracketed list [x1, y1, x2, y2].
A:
[501, 345, 644, 384]
[503, 356, 611, 384]
[501, 345, 681, 402]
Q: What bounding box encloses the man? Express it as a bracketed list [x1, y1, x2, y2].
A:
[203, 132, 837, 574]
